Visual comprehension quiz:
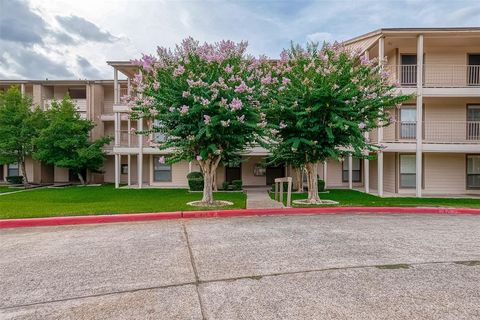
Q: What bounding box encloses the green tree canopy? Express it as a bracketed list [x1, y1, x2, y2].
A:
[128, 38, 266, 204]
[34, 96, 111, 184]
[264, 43, 412, 203]
[0, 86, 46, 184]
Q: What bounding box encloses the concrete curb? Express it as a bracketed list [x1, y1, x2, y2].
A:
[1, 206, 480, 229]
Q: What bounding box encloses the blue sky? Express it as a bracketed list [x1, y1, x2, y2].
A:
[0, 0, 479, 79]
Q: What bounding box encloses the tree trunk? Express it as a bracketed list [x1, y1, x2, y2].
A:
[20, 160, 28, 187]
[198, 157, 221, 205]
[294, 166, 303, 192]
[305, 162, 321, 204]
[77, 172, 85, 185]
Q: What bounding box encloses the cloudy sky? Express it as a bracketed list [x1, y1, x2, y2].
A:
[0, 0, 479, 80]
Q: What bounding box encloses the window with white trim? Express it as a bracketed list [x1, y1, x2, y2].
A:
[399, 155, 416, 188]
[153, 157, 172, 182]
[7, 163, 19, 177]
[153, 120, 167, 143]
[342, 158, 361, 182]
[467, 155, 480, 189]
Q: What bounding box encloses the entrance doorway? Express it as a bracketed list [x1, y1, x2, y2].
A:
[225, 165, 241, 183]
[266, 165, 285, 185]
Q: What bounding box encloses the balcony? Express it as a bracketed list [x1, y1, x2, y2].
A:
[386, 65, 480, 88]
[43, 98, 87, 118]
[382, 120, 480, 144]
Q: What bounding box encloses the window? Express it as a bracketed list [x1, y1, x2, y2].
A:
[467, 54, 480, 86]
[121, 164, 128, 174]
[467, 105, 480, 140]
[400, 106, 416, 139]
[467, 155, 480, 189]
[67, 88, 86, 99]
[7, 163, 19, 177]
[399, 155, 416, 188]
[400, 54, 417, 85]
[153, 120, 167, 143]
[153, 157, 171, 182]
[342, 158, 361, 182]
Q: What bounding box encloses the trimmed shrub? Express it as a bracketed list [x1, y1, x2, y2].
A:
[187, 172, 204, 191]
[6, 176, 23, 185]
[317, 179, 325, 192]
[221, 181, 230, 191]
[232, 180, 243, 190]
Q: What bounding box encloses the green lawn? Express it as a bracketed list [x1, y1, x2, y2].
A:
[0, 186, 16, 194]
[0, 185, 246, 219]
[271, 189, 480, 208]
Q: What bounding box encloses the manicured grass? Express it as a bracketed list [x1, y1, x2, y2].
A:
[271, 189, 480, 208]
[0, 186, 16, 193]
[0, 185, 246, 219]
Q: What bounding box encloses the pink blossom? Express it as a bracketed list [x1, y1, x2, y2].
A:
[169, 106, 176, 112]
[203, 115, 211, 124]
[158, 156, 165, 164]
[153, 82, 160, 90]
[282, 77, 291, 85]
[173, 65, 185, 77]
[224, 65, 233, 73]
[234, 81, 248, 93]
[221, 119, 231, 127]
[237, 114, 245, 123]
[229, 98, 243, 111]
[358, 122, 366, 130]
[360, 53, 370, 66]
[261, 74, 272, 85]
[219, 98, 228, 107]
[200, 98, 210, 106]
[180, 105, 189, 114]
[196, 155, 202, 161]
[133, 72, 143, 85]
[182, 91, 190, 98]
[279, 121, 287, 129]
[139, 54, 156, 72]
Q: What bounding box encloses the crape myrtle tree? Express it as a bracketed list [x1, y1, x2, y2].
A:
[0, 86, 46, 185]
[127, 38, 266, 205]
[34, 96, 111, 185]
[263, 42, 411, 204]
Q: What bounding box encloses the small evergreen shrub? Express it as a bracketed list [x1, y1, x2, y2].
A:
[318, 179, 325, 192]
[232, 180, 243, 190]
[187, 172, 204, 191]
[6, 176, 23, 185]
[222, 181, 230, 190]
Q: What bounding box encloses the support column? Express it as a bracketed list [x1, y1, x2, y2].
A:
[323, 161, 328, 188]
[377, 36, 385, 145]
[188, 161, 192, 173]
[348, 154, 353, 189]
[127, 155, 131, 187]
[20, 83, 25, 96]
[114, 154, 120, 188]
[364, 158, 370, 193]
[114, 68, 119, 104]
[377, 151, 384, 197]
[137, 118, 143, 189]
[416, 34, 424, 198]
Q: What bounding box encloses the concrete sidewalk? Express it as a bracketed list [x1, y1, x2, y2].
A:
[245, 186, 284, 209]
[1, 214, 480, 319]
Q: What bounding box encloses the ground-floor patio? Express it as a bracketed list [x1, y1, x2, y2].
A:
[2, 214, 479, 319]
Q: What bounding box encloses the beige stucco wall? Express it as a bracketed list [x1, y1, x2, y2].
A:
[54, 167, 69, 183]
[242, 156, 266, 186]
[423, 153, 468, 194]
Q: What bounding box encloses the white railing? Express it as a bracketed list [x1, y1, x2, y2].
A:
[382, 121, 480, 143]
[114, 130, 150, 148]
[43, 98, 87, 112]
[386, 64, 480, 87]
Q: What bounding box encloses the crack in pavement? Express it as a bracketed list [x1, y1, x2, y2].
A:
[182, 220, 207, 320]
[2, 259, 479, 311]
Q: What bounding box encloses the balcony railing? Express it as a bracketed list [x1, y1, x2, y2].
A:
[386, 64, 480, 87]
[112, 130, 150, 148]
[382, 120, 480, 143]
[43, 98, 87, 118]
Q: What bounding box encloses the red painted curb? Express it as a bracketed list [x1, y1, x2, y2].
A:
[1, 207, 479, 229]
[0, 211, 181, 229]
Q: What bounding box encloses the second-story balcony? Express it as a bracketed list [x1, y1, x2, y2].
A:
[379, 120, 480, 144]
[43, 98, 87, 118]
[387, 64, 480, 88]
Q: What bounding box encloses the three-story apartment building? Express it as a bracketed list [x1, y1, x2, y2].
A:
[1, 27, 479, 197]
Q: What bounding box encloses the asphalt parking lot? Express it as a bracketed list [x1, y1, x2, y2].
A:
[1, 213, 480, 319]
